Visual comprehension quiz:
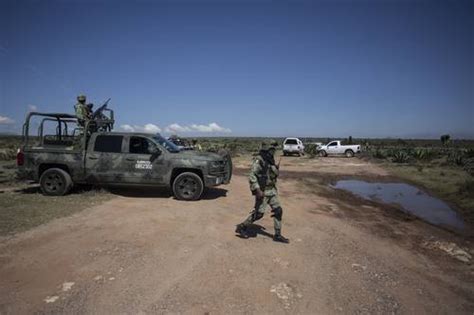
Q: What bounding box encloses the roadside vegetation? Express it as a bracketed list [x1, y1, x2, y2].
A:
[197, 136, 474, 224]
[355, 138, 474, 224]
[0, 136, 112, 236]
[1, 134, 473, 233]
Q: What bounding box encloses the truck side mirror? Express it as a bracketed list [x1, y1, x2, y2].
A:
[149, 147, 162, 162]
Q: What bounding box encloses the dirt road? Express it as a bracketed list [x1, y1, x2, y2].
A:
[0, 157, 473, 314]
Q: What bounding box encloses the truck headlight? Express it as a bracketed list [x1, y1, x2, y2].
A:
[210, 161, 221, 168]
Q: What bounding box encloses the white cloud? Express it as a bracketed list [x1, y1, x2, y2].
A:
[120, 122, 230, 134]
[121, 124, 135, 132]
[165, 122, 231, 134]
[119, 123, 161, 133]
[143, 123, 161, 133]
[28, 105, 37, 112]
[190, 122, 231, 133]
[165, 123, 192, 133]
[0, 116, 14, 124]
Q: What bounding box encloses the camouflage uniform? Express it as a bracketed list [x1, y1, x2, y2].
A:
[236, 140, 289, 243]
[74, 95, 89, 126]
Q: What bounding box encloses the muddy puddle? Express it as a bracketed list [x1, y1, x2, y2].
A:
[332, 180, 466, 231]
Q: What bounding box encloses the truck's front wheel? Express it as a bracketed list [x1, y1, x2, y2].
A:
[172, 172, 204, 201]
[39, 168, 73, 196]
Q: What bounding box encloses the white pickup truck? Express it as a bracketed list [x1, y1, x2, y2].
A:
[318, 140, 361, 158]
[283, 137, 305, 156]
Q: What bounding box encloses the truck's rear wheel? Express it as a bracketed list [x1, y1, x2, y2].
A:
[172, 172, 204, 201]
[345, 150, 354, 158]
[319, 150, 327, 157]
[39, 168, 73, 196]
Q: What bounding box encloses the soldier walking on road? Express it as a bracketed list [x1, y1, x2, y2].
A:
[235, 140, 289, 243]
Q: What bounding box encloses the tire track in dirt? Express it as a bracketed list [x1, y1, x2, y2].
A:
[0, 157, 473, 314]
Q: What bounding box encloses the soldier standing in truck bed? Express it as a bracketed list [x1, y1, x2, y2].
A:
[74, 94, 91, 126]
[235, 140, 289, 243]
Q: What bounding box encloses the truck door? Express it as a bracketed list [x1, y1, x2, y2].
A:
[123, 135, 168, 185]
[326, 141, 338, 155]
[85, 134, 126, 183]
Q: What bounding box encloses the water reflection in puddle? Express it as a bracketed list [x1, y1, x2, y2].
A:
[332, 180, 465, 231]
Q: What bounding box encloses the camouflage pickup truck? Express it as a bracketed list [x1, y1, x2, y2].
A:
[17, 109, 232, 200]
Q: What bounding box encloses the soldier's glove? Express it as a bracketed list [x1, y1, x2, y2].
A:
[253, 188, 264, 199]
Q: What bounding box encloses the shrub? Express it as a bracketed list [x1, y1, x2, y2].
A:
[372, 148, 386, 159]
[304, 143, 319, 158]
[0, 148, 16, 161]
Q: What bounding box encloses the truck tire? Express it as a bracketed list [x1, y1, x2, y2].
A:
[345, 150, 354, 158]
[172, 172, 204, 201]
[226, 156, 233, 183]
[220, 152, 233, 184]
[319, 150, 327, 157]
[39, 168, 73, 196]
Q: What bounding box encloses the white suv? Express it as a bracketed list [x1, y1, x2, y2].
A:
[283, 138, 305, 156]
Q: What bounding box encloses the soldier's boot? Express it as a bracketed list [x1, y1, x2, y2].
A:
[273, 229, 289, 244]
[235, 223, 249, 238]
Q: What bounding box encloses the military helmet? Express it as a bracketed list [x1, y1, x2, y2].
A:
[260, 139, 279, 151]
[77, 95, 86, 102]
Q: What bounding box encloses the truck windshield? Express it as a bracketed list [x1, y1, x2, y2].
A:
[152, 135, 181, 153]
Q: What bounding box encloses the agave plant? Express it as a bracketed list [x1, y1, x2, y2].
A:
[448, 151, 465, 166]
[464, 148, 474, 158]
[463, 158, 474, 176]
[413, 148, 435, 161]
[413, 148, 426, 160]
[387, 148, 401, 158]
[392, 150, 410, 163]
[372, 149, 386, 159]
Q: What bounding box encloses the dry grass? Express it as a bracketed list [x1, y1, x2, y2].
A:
[0, 186, 112, 236]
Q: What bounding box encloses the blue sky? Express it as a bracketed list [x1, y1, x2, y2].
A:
[0, 0, 472, 138]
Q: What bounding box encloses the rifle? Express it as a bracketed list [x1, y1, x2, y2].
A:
[257, 159, 268, 193]
[92, 98, 111, 120]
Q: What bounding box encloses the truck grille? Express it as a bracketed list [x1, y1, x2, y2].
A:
[210, 160, 226, 175]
